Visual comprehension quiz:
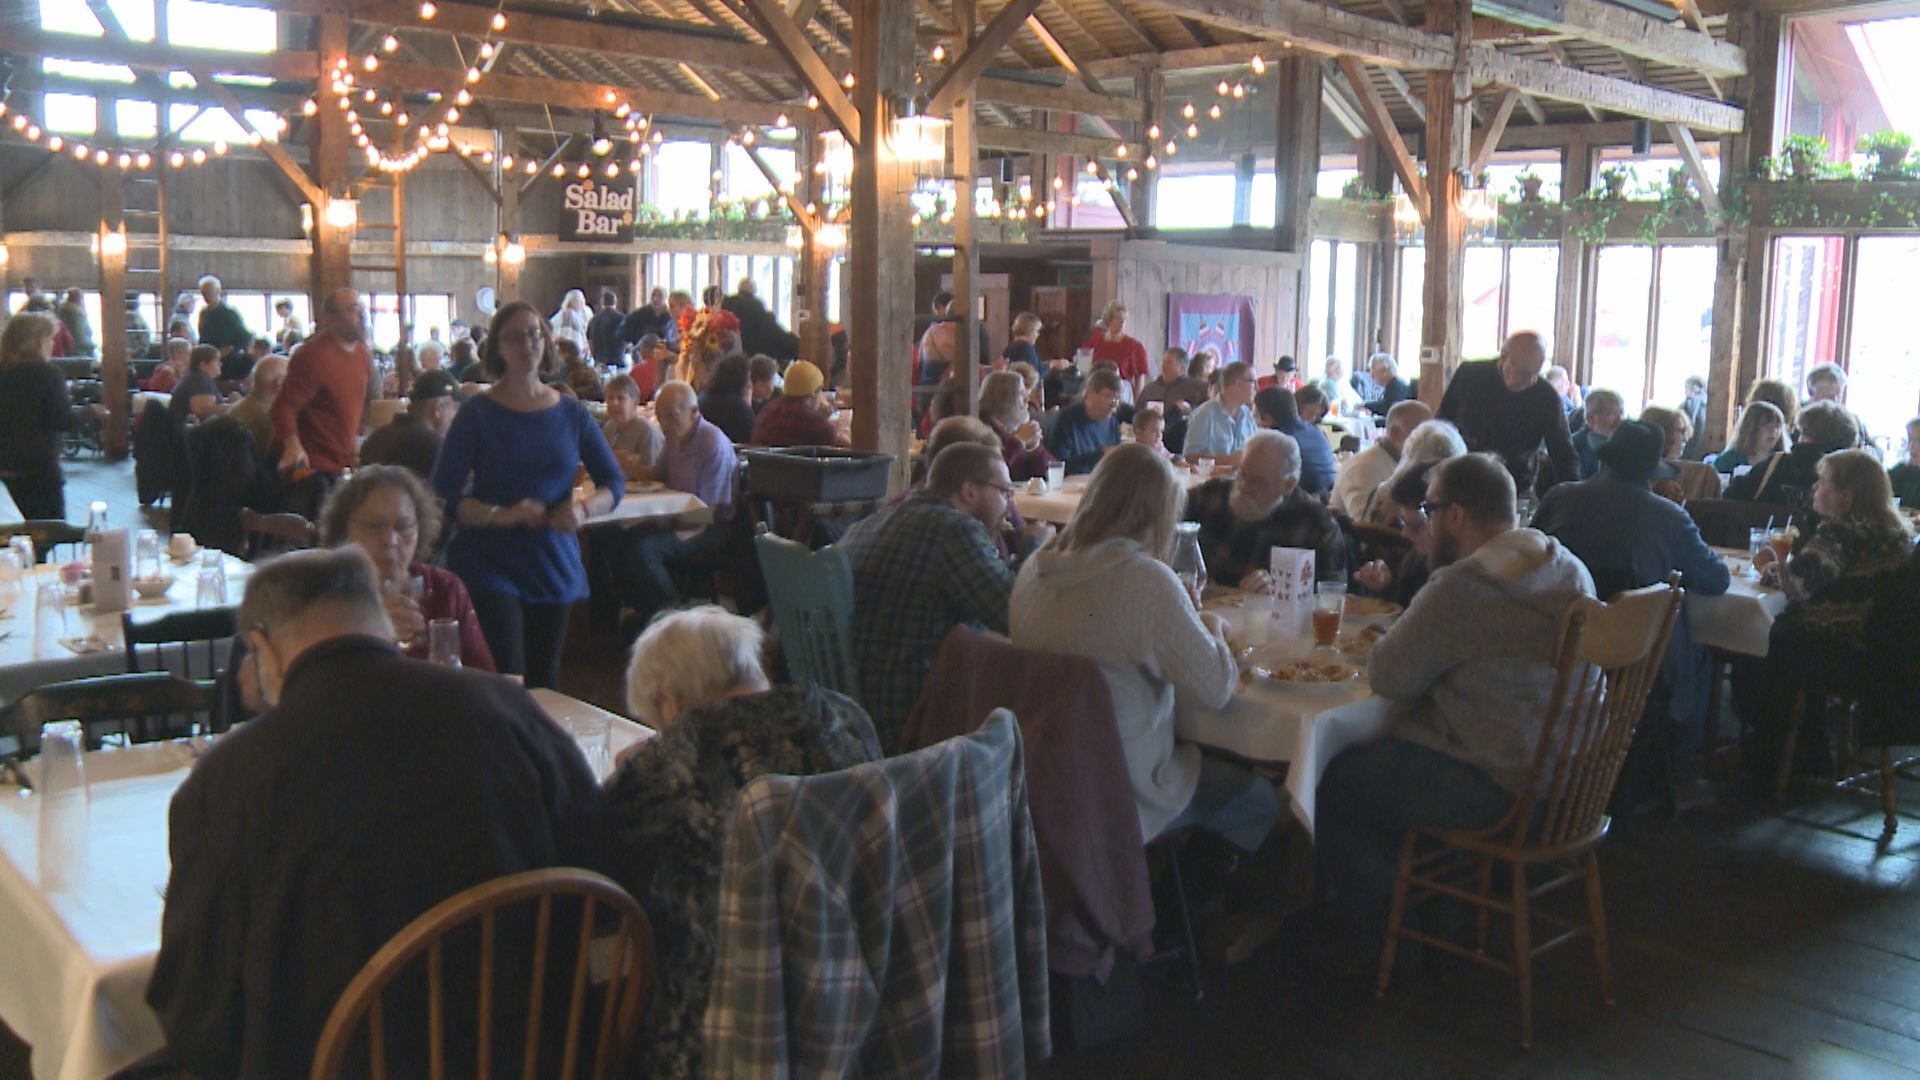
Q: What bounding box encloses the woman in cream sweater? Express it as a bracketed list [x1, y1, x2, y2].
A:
[1011, 443, 1278, 851]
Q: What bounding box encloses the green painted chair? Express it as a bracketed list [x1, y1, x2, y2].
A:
[754, 532, 862, 703]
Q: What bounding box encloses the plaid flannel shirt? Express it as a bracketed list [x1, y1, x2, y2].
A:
[839, 493, 1016, 750]
[703, 711, 1050, 1077]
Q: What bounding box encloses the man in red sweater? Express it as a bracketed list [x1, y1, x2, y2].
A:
[272, 288, 370, 514]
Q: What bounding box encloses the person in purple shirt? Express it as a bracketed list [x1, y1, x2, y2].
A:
[621, 380, 744, 629]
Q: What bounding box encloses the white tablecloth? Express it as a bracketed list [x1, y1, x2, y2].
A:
[1172, 591, 1394, 834]
[1014, 471, 1212, 526]
[0, 692, 652, 1079]
[1688, 551, 1789, 658]
[0, 555, 254, 704]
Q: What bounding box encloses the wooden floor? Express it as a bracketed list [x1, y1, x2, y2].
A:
[7, 457, 1920, 1078]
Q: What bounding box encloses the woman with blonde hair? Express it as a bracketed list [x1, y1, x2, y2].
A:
[978, 369, 1054, 481]
[1010, 443, 1277, 852]
[1737, 449, 1914, 780]
[0, 313, 73, 520]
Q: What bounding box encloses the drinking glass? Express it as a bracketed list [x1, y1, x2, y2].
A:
[34, 581, 68, 658]
[37, 720, 90, 890]
[0, 551, 21, 614]
[1243, 589, 1273, 649]
[1045, 462, 1066, 491]
[567, 715, 613, 782]
[1312, 581, 1346, 650]
[10, 535, 35, 568]
[1748, 527, 1768, 560]
[135, 530, 163, 581]
[195, 550, 227, 608]
[1767, 526, 1795, 567]
[427, 618, 462, 668]
[1192, 458, 1216, 480]
[1170, 522, 1208, 609]
[390, 574, 427, 649]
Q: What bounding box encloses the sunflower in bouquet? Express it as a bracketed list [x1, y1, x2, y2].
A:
[675, 305, 741, 389]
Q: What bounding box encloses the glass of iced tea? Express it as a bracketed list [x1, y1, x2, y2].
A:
[1767, 526, 1795, 567]
[1312, 582, 1346, 650]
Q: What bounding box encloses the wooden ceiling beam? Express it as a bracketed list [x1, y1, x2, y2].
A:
[1335, 56, 1425, 214]
[376, 59, 791, 127]
[1085, 41, 1267, 78]
[927, 0, 1047, 116]
[1377, 65, 1427, 124]
[1100, 0, 1165, 50]
[1470, 0, 1746, 79]
[1136, 0, 1455, 69]
[1467, 46, 1744, 132]
[1467, 87, 1519, 175]
[352, 0, 784, 77]
[976, 74, 1144, 122]
[190, 69, 325, 206]
[738, 0, 863, 143]
[972, 124, 1140, 158]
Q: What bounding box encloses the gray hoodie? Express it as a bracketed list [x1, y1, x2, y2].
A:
[1368, 527, 1595, 794]
[1010, 538, 1238, 841]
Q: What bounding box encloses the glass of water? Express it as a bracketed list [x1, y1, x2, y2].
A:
[567, 715, 612, 782]
[427, 617, 462, 668]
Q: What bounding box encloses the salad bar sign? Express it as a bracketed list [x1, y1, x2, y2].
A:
[560, 179, 635, 242]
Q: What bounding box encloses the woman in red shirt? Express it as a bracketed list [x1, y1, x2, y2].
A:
[1080, 299, 1150, 398]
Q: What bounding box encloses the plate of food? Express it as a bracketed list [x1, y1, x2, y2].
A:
[1247, 658, 1361, 694]
[1336, 623, 1389, 661]
[625, 479, 666, 494]
[1343, 596, 1403, 619]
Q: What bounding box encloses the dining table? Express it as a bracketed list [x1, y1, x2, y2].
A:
[1174, 588, 1401, 836]
[0, 688, 652, 1080]
[1013, 468, 1216, 526]
[1689, 548, 1790, 658]
[0, 552, 255, 705]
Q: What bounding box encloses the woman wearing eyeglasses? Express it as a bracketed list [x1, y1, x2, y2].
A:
[431, 301, 622, 687]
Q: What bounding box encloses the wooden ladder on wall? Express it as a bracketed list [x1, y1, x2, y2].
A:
[350, 169, 409, 341]
[123, 174, 167, 356]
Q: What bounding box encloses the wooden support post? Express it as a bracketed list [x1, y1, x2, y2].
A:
[796, 127, 833, 373]
[1273, 56, 1321, 253]
[1419, 0, 1470, 407]
[309, 12, 352, 309]
[1137, 69, 1164, 229]
[952, 0, 982, 417]
[99, 175, 130, 459]
[1553, 138, 1592, 377]
[848, 0, 916, 488]
[498, 151, 523, 304]
[1727, 10, 1779, 449]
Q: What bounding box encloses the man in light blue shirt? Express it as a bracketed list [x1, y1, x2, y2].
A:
[1182, 360, 1258, 464]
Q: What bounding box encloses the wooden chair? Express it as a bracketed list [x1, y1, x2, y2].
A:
[0, 672, 217, 763]
[754, 531, 861, 700]
[240, 508, 316, 560]
[0, 520, 87, 563]
[124, 606, 239, 685]
[1376, 575, 1685, 1048]
[311, 868, 655, 1080]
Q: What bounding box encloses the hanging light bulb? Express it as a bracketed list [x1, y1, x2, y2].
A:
[445, 107, 460, 123]
[1164, 141, 1177, 157]
[500, 153, 514, 168]
[478, 42, 495, 60]
[605, 161, 620, 178]
[96, 149, 111, 165]
[1231, 83, 1245, 99]
[1115, 143, 1128, 158]
[1217, 79, 1230, 96]
[1144, 154, 1157, 170]
[552, 162, 566, 177]
[1125, 167, 1138, 181]
[524, 160, 538, 175]
[395, 111, 410, 126]
[628, 157, 642, 172]
[1147, 124, 1161, 140]
[842, 72, 855, 89]
[466, 67, 482, 83]
[302, 98, 319, 116]
[491, 10, 507, 30]
[932, 44, 946, 62]
[806, 94, 819, 110]
[169, 150, 185, 167]
[456, 89, 472, 106]
[742, 129, 756, 146]
[191, 148, 207, 164]
[363, 88, 377, 103]
[576, 162, 591, 178]
[1181, 101, 1196, 120]
[363, 54, 379, 72]
[382, 33, 399, 52]
[212, 140, 229, 155]
[419, 0, 436, 17]
[136, 151, 152, 168]
[1185, 122, 1198, 138]
[1085, 160, 1099, 175]
[1250, 54, 1266, 75]
[776, 112, 789, 127]
[378, 101, 393, 116]
[1208, 103, 1222, 120]
[46, 136, 62, 152]
[74, 143, 89, 160]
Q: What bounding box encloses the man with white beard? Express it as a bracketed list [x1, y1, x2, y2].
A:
[1183, 429, 1347, 589]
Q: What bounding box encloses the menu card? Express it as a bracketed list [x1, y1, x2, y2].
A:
[1269, 546, 1317, 636]
[92, 528, 131, 614]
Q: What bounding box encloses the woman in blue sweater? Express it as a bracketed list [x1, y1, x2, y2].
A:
[1253, 385, 1336, 495]
[432, 301, 622, 687]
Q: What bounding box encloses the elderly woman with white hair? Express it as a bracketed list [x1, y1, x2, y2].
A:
[602, 605, 880, 1080]
[1362, 351, 1414, 418]
[550, 288, 591, 343]
[1359, 418, 1468, 527]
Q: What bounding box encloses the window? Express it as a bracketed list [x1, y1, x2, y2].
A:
[1506, 247, 1560, 352]
[1316, 167, 1359, 199]
[1595, 148, 1719, 197]
[1590, 246, 1655, 409]
[1395, 246, 1424, 364]
[1462, 247, 1505, 359]
[1765, 235, 1845, 399]
[166, 0, 275, 52]
[1783, 8, 1920, 163]
[1485, 159, 1563, 203]
[1152, 173, 1235, 230]
[1250, 172, 1275, 228]
[1649, 246, 1717, 413]
[1844, 236, 1920, 453]
[1305, 240, 1359, 363]
[39, 0, 155, 39]
[42, 92, 97, 135]
[361, 293, 455, 350]
[650, 142, 714, 219]
[722, 144, 793, 202]
[648, 253, 711, 301]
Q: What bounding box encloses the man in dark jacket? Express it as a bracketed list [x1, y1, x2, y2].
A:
[1437, 330, 1579, 493]
[586, 288, 627, 367]
[721, 278, 800, 362]
[621, 286, 676, 349]
[147, 548, 604, 1079]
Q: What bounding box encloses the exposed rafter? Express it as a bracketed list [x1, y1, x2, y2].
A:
[738, 0, 864, 143]
[1469, 46, 1743, 132]
[1336, 55, 1426, 216]
[927, 0, 1048, 116]
[1470, 0, 1746, 79]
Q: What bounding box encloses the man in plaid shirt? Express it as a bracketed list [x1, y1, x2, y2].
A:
[839, 443, 1027, 751]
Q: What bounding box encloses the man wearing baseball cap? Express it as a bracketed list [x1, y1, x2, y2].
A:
[749, 359, 847, 448]
[360, 368, 464, 480]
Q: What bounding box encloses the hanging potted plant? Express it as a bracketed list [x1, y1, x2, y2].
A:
[1515, 166, 1545, 202]
[1859, 130, 1913, 180]
[1667, 166, 1694, 199]
[1780, 134, 1828, 182]
[1599, 165, 1632, 199]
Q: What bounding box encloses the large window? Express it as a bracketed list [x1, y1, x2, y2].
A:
[1395, 246, 1424, 364]
[1766, 235, 1845, 400]
[650, 142, 714, 219]
[1783, 7, 1920, 164]
[1152, 173, 1236, 230]
[648, 253, 712, 301]
[1462, 247, 1505, 358]
[721, 255, 797, 328]
[1394, 245, 1558, 364]
[1848, 236, 1920, 451]
[1305, 240, 1359, 366]
[1649, 246, 1717, 413]
[1590, 246, 1655, 409]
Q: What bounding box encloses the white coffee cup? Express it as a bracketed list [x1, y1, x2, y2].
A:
[1026, 477, 1047, 495]
[167, 534, 198, 560]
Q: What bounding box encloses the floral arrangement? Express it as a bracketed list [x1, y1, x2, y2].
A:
[675, 305, 740, 387]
